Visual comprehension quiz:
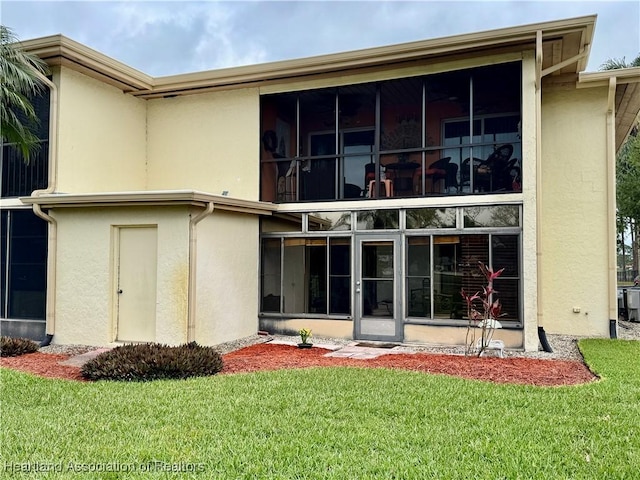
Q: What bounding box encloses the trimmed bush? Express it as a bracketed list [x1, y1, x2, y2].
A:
[0, 336, 39, 357]
[81, 342, 224, 381]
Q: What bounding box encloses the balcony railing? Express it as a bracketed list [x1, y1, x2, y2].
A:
[261, 142, 522, 203]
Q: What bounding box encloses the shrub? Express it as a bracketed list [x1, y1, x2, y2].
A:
[0, 336, 39, 357]
[81, 342, 224, 381]
[460, 262, 506, 357]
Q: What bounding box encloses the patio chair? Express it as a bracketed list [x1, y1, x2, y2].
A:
[425, 157, 457, 193]
[475, 144, 513, 192]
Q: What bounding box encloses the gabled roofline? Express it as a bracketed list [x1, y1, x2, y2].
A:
[20, 15, 596, 97]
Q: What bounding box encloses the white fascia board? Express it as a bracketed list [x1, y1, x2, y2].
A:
[20, 190, 277, 215]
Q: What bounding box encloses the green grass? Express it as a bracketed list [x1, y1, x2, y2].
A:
[1, 339, 639, 479]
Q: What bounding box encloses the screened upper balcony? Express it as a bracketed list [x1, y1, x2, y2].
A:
[260, 62, 522, 203]
[1, 89, 50, 199]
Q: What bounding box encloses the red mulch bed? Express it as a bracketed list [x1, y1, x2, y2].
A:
[1, 353, 87, 382]
[1, 343, 597, 386]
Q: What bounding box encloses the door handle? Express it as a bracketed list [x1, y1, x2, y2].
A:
[117, 289, 123, 294]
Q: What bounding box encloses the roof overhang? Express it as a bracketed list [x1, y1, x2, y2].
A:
[20, 15, 596, 98]
[21, 190, 277, 216]
[19, 35, 154, 93]
[579, 67, 640, 151]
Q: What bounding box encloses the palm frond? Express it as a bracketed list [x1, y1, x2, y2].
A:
[1, 25, 49, 164]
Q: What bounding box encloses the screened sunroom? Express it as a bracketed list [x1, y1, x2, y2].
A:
[260, 61, 522, 203]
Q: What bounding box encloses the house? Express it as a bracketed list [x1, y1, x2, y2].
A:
[2, 15, 639, 351]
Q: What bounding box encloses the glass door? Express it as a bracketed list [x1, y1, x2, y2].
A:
[355, 236, 401, 341]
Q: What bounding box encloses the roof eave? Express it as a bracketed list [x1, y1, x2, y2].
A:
[19, 35, 154, 92]
[579, 67, 640, 151]
[20, 15, 596, 97]
[147, 15, 596, 97]
[21, 190, 277, 216]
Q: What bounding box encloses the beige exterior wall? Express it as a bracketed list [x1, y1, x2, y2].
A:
[55, 67, 148, 193]
[540, 85, 610, 336]
[194, 211, 261, 344]
[52, 206, 190, 346]
[41, 43, 616, 347]
[146, 89, 260, 200]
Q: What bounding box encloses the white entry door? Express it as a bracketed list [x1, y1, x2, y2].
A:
[116, 226, 158, 342]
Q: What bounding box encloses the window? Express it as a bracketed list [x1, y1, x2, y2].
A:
[308, 211, 352, 231]
[260, 237, 351, 315]
[407, 237, 431, 317]
[262, 208, 521, 324]
[406, 233, 520, 322]
[260, 238, 281, 312]
[260, 62, 522, 202]
[464, 205, 520, 227]
[406, 208, 456, 229]
[356, 210, 399, 230]
[0, 210, 48, 320]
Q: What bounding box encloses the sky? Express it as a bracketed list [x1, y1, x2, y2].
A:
[2, 1, 639, 77]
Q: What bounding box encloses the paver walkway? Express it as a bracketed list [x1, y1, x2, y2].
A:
[270, 340, 411, 359]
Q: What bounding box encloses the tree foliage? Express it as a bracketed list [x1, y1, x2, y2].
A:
[0, 25, 48, 164]
[617, 131, 640, 221]
[600, 53, 640, 70]
[617, 130, 640, 273]
[600, 53, 640, 274]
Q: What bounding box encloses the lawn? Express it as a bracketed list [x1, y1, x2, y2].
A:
[1, 339, 639, 479]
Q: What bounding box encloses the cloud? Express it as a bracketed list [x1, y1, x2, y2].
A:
[2, 0, 638, 75]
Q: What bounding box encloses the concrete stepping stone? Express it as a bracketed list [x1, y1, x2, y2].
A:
[58, 348, 111, 367]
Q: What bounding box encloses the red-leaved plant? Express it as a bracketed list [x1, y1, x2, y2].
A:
[461, 262, 505, 357]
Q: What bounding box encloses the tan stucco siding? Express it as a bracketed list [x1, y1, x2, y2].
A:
[146, 89, 260, 199]
[194, 211, 260, 344]
[540, 86, 609, 336]
[55, 67, 147, 193]
[51, 207, 190, 346]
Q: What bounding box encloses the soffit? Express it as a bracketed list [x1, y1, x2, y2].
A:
[21, 15, 596, 98]
[615, 81, 640, 150]
[20, 191, 277, 216]
[579, 67, 640, 152]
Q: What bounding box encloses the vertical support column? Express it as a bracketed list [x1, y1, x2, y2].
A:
[534, 30, 545, 346]
[606, 77, 618, 335]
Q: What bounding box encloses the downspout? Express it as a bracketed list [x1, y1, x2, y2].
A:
[30, 72, 59, 346]
[606, 77, 618, 338]
[535, 31, 552, 351]
[187, 202, 215, 342]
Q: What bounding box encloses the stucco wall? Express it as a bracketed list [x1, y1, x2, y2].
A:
[194, 211, 261, 344]
[540, 85, 610, 336]
[52, 206, 190, 346]
[146, 89, 260, 199]
[55, 67, 147, 193]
